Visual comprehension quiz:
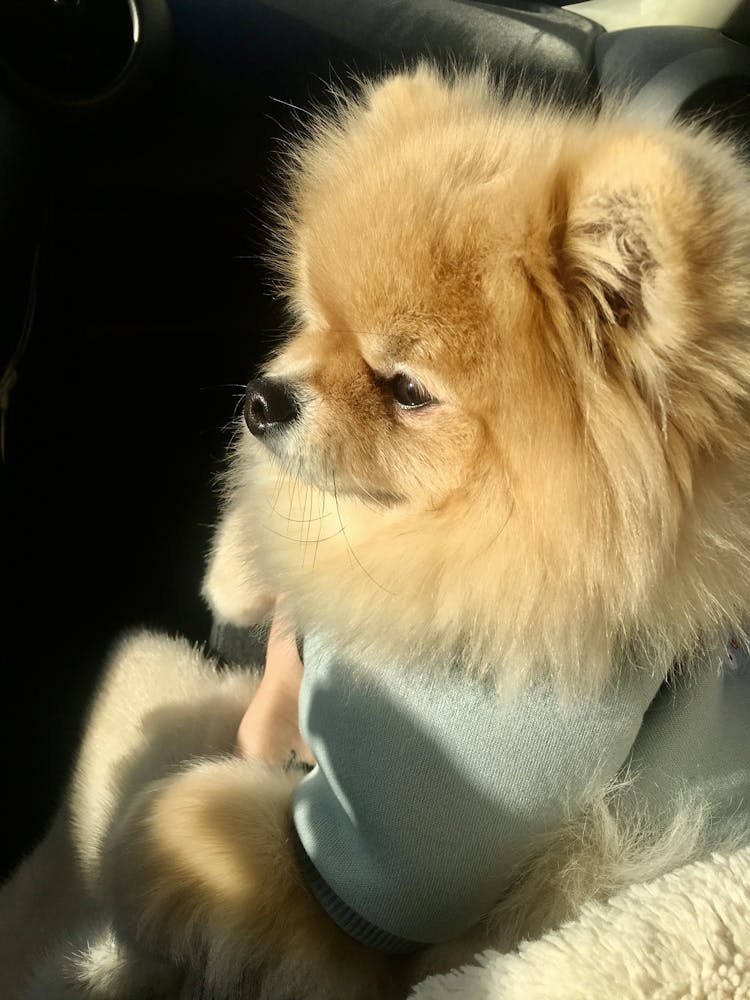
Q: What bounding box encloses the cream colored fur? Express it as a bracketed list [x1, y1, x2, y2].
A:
[411, 844, 750, 1000]
[4, 64, 750, 998]
[220, 67, 750, 692]
[0, 633, 260, 998]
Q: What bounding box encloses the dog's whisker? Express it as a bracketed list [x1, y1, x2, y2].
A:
[261, 524, 347, 545]
[312, 464, 329, 571]
[270, 511, 331, 525]
[266, 466, 288, 518]
[201, 383, 249, 391]
[302, 483, 315, 567]
[332, 471, 393, 595]
[287, 458, 303, 536]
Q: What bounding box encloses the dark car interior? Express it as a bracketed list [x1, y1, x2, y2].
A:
[3, 0, 750, 882]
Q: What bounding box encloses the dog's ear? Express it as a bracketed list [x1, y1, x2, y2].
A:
[542, 125, 750, 456]
[547, 130, 678, 370]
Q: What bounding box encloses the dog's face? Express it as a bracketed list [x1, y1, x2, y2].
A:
[251, 70, 746, 522]
[244, 205, 528, 510]
[235, 66, 750, 679]
[248, 78, 587, 518]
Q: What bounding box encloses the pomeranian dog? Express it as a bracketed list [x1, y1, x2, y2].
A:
[4, 63, 750, 1000]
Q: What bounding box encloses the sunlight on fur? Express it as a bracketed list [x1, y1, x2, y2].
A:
[4, 62, 750, 1000]
[207, 64, 750, 694]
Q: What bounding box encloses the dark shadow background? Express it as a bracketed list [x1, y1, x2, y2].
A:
[0, 0, 602, 879]
[0, 3, 358, 878]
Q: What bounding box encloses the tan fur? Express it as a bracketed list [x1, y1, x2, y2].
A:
[69, 631, 259, 881]
[5, 63, 750, 999]
[201, 502, 276, 626]
[202, 63, 750, 990]
[215, 64, 750, 691]
[0, 633, 259, 998]
[104, 760, 404, 999]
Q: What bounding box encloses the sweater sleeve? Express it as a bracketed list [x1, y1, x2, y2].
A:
[291, 633, 664, 952]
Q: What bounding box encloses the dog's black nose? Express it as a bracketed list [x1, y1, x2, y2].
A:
[244, 377, 300, 436]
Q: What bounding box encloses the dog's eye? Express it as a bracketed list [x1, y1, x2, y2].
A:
[390, 373, 435, 409]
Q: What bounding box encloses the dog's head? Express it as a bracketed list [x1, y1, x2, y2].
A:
[240, 65, 750, 682]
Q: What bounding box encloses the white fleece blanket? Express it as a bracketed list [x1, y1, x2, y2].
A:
[410, 845, 750, 1000]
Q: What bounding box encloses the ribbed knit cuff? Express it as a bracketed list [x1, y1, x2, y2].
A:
[293, 831, 424, 955]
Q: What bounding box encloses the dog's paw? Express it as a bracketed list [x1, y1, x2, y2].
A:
[202, 504, 276, 627]
[202, 563, 275, 627]
[105, 758, 399, 999]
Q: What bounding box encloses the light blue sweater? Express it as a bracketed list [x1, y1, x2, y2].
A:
[291, 635, 750, 953]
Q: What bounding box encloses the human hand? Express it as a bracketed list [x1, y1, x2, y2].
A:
[235, 602, 314, 770]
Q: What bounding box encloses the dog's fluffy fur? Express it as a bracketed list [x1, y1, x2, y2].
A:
[4, 64, 750, 999]
[209, 65, 750, 691]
